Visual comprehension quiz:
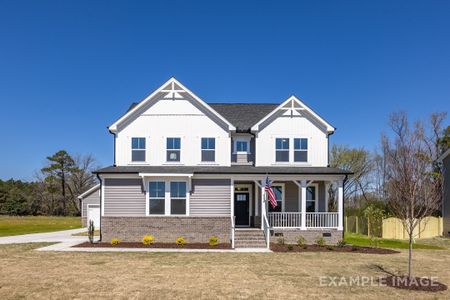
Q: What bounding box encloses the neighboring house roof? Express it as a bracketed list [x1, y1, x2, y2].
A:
[438, 148, 450, 162]
[77, 184, 100, 200]
[108, 77, 236, 133]
[93, 165, 352, 175]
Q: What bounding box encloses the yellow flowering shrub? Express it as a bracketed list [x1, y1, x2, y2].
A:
[142, 235, 154, 245]
[111, 238, 120, 245]
[209, 236, 219, 246]
[176, 236, 186, 246]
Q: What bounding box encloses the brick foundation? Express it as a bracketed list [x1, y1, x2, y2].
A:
[270, 228, 343, 245]
[101, 216, 231, 244]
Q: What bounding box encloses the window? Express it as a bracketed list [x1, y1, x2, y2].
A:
[294, 138, 308, 162]
[166, 138, 181, 162]
[275, 138, 289, 162]
[149, 182, 165, 215]
[131, 137, 146, 162]
[201, 138, 215, 162]
[268, 185, 283, 213]
[170, 182, 186, 215]
[235, 141, 248, 153]
[306, 186, 317, 212]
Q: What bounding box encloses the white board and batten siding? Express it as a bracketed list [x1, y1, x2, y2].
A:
[255, 113, 329, 167]
[114, 96, 231, 167]
[103, 178, 231, 217]
[190, 179, 231, 216]
[103, 178, 146, 216]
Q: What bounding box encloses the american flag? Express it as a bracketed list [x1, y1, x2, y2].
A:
[264, 176, 278, 209]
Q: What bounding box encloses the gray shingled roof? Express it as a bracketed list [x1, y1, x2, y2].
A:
[126, 102, 277, 131]
[209, 103, 278, 132]
[94, 165, 352, 175]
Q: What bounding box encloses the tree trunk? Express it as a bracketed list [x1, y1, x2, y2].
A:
[408, 233, 413, 278]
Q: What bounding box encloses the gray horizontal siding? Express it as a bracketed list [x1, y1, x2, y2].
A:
[104, 178, 146, 216]
[81, 191, 100, 217]
[190, 179, 231, 216]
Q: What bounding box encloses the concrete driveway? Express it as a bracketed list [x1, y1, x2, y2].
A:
[0, 228, 87, 245]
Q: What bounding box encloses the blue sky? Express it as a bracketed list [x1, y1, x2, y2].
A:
[0, 1, 449, 180]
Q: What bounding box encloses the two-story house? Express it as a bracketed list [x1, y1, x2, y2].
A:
[92, 77, 351, 248]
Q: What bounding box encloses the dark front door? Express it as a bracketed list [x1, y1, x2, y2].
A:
[234, 192, 249, 226]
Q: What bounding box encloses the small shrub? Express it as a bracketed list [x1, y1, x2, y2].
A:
[176, 236, 186, 246]
[302, 244, 307, 249]
[111, 238, 120, 245]
[326, 246, 334, 251]
[287, 245, 294, 251]
[351, 246, 358, 251]
[142, 235, 154, 245]
[315, 237, 326, 247]
[277, 236, 285, 245]
[209, 236, 219, 246]
[88, 220, 95, 244]
[337, 240, 347, 248]
[296, 236, 306, 247]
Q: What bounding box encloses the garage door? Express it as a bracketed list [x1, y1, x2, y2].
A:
[87, 204, 100, 229]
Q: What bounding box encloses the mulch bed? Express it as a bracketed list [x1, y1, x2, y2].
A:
[270, 243, 399, 254]
[382, 276, 448, 292]
[74, 242, 232, 249]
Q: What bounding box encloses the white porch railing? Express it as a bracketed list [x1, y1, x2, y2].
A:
[306, 212, 339, 228]
[268, 212, 302, 228]
[268, 212, 339, 228]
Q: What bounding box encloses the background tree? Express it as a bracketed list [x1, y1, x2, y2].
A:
[384, 111, 442, 279]
[41, 150, 79, 215]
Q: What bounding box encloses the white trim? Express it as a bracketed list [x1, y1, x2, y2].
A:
[233, 137, 251, 154]
[146, 179, 190, 216]
[325, 182, 330, 212]
[234, 183, 253, 227]
[108, 77, 236, 132]
[78, 184, 100, 200]
[165, 136, 182, 163]
[251, 95, 335, 133]
[101, 178, 105, 217]
[338, 180, 344, 230]
[86, 204, 100, 228]
[139, 173, 193, 178]
[438, 148, 450, 162]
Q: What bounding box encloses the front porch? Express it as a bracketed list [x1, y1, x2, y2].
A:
[230, 175, 345, 247]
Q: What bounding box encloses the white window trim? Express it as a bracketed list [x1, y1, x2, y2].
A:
[294, 138, 308, 163]
[233, 137, 251, 154]
[129, 136, 148, 164]
[146, 179, 189, 216]
[306, 183, 319, 213]
[165, 137, 182, 164]
[269, 183, 285, 212]
[201, 137, 216, 162]
[273, 137, 310, 165]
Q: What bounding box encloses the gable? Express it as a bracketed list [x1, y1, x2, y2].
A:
[251, 96, 335, 134]
[109, 78, 235, 133]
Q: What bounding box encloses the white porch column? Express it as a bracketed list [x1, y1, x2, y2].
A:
[338, 180, 344, 230]
[255, 184, 259, 217]
[261, 184, 265, 230]
[301, 180, 307, 230]
[230, 178, 234, 221]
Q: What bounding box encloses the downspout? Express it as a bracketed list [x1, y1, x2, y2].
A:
[96, 173, 102, 242]
[108, 128, 116, 167]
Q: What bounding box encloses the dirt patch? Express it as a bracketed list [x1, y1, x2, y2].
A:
[383, 276, 448, 292]
[74, 242, 232, 249]
[270, 243, 399, 254]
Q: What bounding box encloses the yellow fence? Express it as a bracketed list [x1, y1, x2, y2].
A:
[382, 216, 443, 240]
[345, 216, 443, 239]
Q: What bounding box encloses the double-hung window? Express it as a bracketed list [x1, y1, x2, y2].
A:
[170, 182, 186, 215]
[294, 138, 308, 162]
[166, 138, 181, 162]
[236, 141, 248, 153]
[131, 137, 146, 162]
[149, 182, 165, 215]
[201, 138, 215, 162]
[275, 138, 289, 162]
[268, 185, 283, 213]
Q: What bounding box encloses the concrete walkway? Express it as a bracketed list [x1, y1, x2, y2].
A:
[0, 228, 87, 244]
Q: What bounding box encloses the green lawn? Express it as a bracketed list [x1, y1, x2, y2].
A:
[344, 232, 445, 250]
[0, 216, 81, 237]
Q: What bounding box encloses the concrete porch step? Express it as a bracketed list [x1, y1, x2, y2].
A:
[234, 229, 267, 248]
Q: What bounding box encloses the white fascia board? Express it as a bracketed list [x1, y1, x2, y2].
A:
[108, 77, 236, 133]
[77, 184, 100, 200]
[139, 173, 193, 178]
[251, 95, 335, 133]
